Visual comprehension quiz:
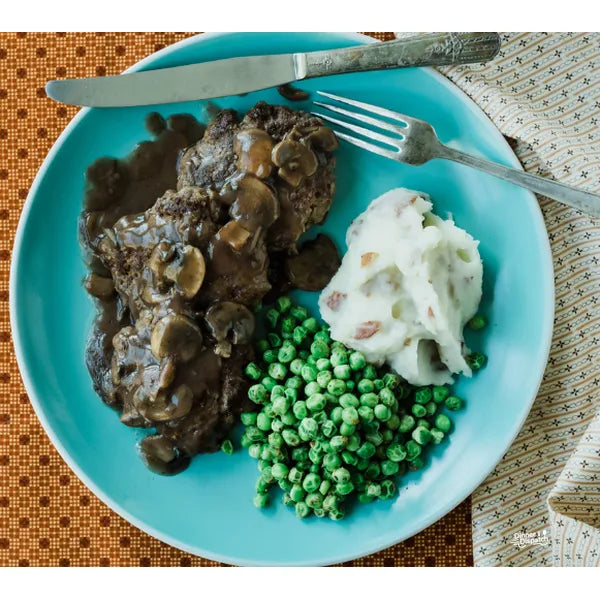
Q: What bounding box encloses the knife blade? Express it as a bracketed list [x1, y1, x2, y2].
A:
[46, 33, 501, 107]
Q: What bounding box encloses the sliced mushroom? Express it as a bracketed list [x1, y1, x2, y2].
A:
[164, 245, 206, 299]
[205, 301, 255, 356]
[277, 84, 310, 102]
[306, 126, 339, 152]
[217, 220, 251, 251]
[229, 176, 279, 232]
[148, 241, 175, 282]
[141, 384, 194, 422]
[139, 435, 190, 475]
[157, 357, 176, 390]
[84, 273, 115, 298]
[233, 128, 274, 178]
[271, 140, 318, 188]
[150, 313, 203, 362]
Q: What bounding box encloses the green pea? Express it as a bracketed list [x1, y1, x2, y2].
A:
[358, 492, 375, 503]
[260, 445, 275, 462]
[360, 392, 379, 408]
[267, 332, 282, 348]
[339, 393, 359, 409]
[362, 365, 378, 379]
[405, 440, 422, 460]
[291, 325, 307, 346]
[333, 365, 352, 380]
[275, 296, 291, 313]
[279, 478, 292, 492]
[281, 411, 296, 426]
[341, 451, 357, 466]
[282, 428, 301, 447]
[399, 414, 416, 433]
[341, 406, 359, 425]
[299, 417, 318, 440]
[314, 330, 331, 344]
[373, 379, 384, 391]
[272, 395, 291, 416]
[257, 459, 271, 472]
[248, 443, 261, 459]
[302, 472, 321, 493]
[357, 441, 376, 459]
[349, 351, 366, 371]
[330, 350, 348, 368]
[445, 395, 463, 411]
[412, 426, 431, 445]
[263, 403, 276, 418]
[429, 428, 445, 444]
[323, 453, 342, 471]
[277, 345, 297, 364]
[245, 362, 262, 381]
[289, 358, 303, 376]
[261, 376, 277, 392]
[287, 305, 307, 321]
[305, 492, 323, 509]
[302, 317, 318, 333]
[330, 467, 350, 484]
[290, 484, 305, 503]
[381, 459, 399, 477]
[357, 405, 374, 424]
[263, 349, 277, 364]
[468, 314, 487, 330]
[365, 482, 381, 497]
[301, 364, 318, 383]
[241, 412, 257, 426]
[386, 443, 406, 462]
[336, 481, 354, 496]
[346, 434, 361, 452]
[271, 462, 289, 480]
[415, 387, 432, 404]
[265, 308, 279, 329]
[306, 393, 327, 412]
[240, 434, 251, 448]
[366, 430, 384, 447]
[281, 315, 297, 335]
[315, 358, 330, 371]
[345, 380, 356, 392]
[378, 387, 395, 407]
[356, 457, 370, 471]
[248, 383, 267, 404]
[245, 426, 265, 443]
[409, 457, 425, 471]
[364, 462, 381, 480]
[268, 430, 284, 447]
[380, 479, 396, 499]
[256, 412, 272, 432]
[386, 414, 400, 430]
[412, 403, 427, 418]
[467, 352, 487, 371]
[268, 362, 287, 381]
[316, 370, 333, 388]
[381, 429, 394, 443]
[253, 493, 269, 508]
[327, 379, 346, 396]
[432, 385, 449, 403]
[282, 492, 294, 507]
[357, 379, 375, 394]
[374, 404, 391, 422]
[422, 401, 435, 417]
[339, 422, 355, 436]
[435, 413, 452, 433]
[310, 340, 329, 359]
[330, 435, 347, 452]
[321, 420, 336, 438]
[382, 372, 401, 390]
[330, 406, 343, 424]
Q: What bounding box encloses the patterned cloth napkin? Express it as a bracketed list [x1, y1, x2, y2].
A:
[419, 32, 600, 567]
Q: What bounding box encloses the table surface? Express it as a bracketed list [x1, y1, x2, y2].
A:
[0, 31, 472, 567]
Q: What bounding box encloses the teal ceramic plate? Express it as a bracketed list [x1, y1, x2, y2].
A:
[10, 32, 554, 565]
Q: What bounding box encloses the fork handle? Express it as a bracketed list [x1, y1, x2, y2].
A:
[438, 144, 600, 218]
[298, 33, 501, 79]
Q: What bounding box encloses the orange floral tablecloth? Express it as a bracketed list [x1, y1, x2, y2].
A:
[0, 32, 472, 567]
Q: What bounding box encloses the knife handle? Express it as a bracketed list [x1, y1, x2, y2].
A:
[297, 32, 501, 79]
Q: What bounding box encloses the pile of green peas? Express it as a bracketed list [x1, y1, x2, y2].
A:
[240, 297, 486, 520]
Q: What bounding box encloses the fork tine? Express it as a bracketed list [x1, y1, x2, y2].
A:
[312, 111, 401, 149]
[313, 101, 405, 136]
[316, 91, 416, 126]
[332, 130, 400, 161]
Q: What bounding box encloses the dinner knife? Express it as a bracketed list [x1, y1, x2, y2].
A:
[46, 33, 500, 107]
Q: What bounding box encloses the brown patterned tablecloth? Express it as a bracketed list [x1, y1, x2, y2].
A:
[0, 32, 472, 567]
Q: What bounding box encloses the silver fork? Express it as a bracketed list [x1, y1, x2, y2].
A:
[313, 91, 600, 218]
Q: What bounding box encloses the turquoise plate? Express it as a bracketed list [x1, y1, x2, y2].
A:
[10, 32, 554, 565]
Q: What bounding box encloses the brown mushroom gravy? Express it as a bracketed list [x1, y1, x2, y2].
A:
[80, 102, 340, 475]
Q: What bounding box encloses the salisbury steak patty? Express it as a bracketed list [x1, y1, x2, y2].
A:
[177, 101, 338, 251]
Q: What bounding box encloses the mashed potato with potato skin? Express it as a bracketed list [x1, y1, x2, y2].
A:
[319, 188, 483, 386]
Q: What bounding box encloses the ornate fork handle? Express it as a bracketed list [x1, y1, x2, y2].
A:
[438, 144, 600, 218]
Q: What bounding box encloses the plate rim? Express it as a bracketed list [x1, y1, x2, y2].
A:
[9, 31, 555, 566]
